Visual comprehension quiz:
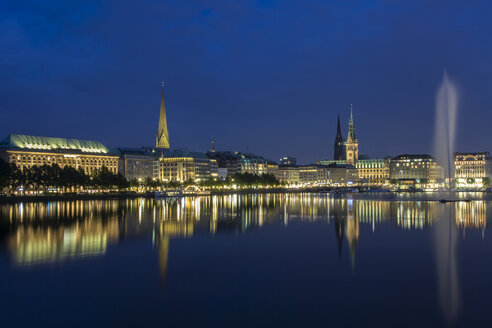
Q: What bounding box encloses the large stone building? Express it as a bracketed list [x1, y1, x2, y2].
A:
[278, 165, 300, 184]
[390, 154, 443, 186]
[159, 151, 214, 182]
[345, 105, 359, 165]
[299, 165, 318, 184]
[454, 152, 490, 188]
[356, 158, 390, 186]
[0, 134, 119, 174]
[117, 148, 158, 181]
[317, 164, 359, 185]
[207, 151, 268, 177]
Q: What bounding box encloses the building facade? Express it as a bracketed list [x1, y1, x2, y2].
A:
[345, 105, 359, 165]
[318, 164, 359, 185]
[278, 166, 300, 184]
[266, 161, 279, 179]
[159, 151, 213, 182]
[454, 152, 490, 188]
[356, 158, 390, 185]
[207, 151, 268, 177]
[299, 165, 318, 184]
[117, 148, 157, 181]
[0, 134, 119, 175]
[390, 154, 443, 185]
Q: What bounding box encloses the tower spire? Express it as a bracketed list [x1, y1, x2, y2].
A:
[210, 137, 215, 152]
[345, 104, 359, 165]
[156, 81, 170, 149]
[337, 114, 342, 135]
[334, 113, 344, 160]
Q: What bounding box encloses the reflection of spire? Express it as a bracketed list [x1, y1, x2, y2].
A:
[334, 215, 345, 260]
[345, 199, 359, 269]
[158, 233, 170, 287]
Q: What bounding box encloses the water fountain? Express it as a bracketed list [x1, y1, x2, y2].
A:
[433, 72, 461, 323]
[433, 71, 458, 192]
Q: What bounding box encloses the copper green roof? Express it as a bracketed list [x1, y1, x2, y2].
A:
[0, 134, 111, 154]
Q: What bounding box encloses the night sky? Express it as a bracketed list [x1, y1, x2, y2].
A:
[1, 1, 491, 164]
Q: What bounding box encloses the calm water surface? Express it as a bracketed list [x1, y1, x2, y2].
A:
[1, 192, 492, 327]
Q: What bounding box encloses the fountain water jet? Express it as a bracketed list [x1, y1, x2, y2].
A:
[434, 72, 458, 189]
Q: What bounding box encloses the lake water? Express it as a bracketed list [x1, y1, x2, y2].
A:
[1, 192, 491, 327]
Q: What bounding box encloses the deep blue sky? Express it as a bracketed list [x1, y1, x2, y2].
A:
[1, 1, 491, 164]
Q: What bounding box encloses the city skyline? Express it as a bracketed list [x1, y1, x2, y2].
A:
[2, 1, 492, 164]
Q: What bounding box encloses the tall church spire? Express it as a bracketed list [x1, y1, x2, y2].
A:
[156, 82, 170, 149]
[334, 114, 344, 160]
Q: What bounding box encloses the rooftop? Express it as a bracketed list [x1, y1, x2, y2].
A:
[0, 134, 112, 154]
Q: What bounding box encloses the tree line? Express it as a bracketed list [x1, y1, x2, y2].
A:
[0, 158, 282, 194]
[0, 158, 128, 193]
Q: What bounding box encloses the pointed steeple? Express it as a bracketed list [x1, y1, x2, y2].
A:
[334, 113, 344, 160]
[156, 82, 170, 149]
[210, 137, 215, 152]
[347, 104, 356, 142]
[336, 114, 342, 136]
[345, 104, 359, 165]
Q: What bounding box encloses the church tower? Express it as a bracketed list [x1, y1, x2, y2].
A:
[333, 114, 344, 160]
[345, 104, 358, 165]
[156, 82, 170, 149]
[210, 138, 215, 152]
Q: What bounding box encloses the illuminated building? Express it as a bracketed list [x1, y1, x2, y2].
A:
[334, 115, 344, 160]
[317, 164, 359, 185]
[278, 165, 300, 184]
[317, 159, 347, 166]
[159, 151, 213, 182]
[345, 105, 359, 165]
[280, 156, 296, 166]
[117, 148, 158, 181]
[299, 165, 318, 184]
[210, 158, 218, 178]
[156, 82, 170, 149]
[390, 154, 444, 186]
[0, 134, 119, 174]
[356, 158, 390, 185]
[454, 152, 489, 188]
[266, 161, 279, 179]
[207, 151, 268, 176]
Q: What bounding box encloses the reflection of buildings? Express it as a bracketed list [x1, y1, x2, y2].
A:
[455, 201, 486, 230]
[7, 218, 119, 265]
[1, 196, 489, 277]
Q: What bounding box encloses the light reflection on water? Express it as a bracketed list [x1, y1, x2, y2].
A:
[0, 192, 491, 327]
